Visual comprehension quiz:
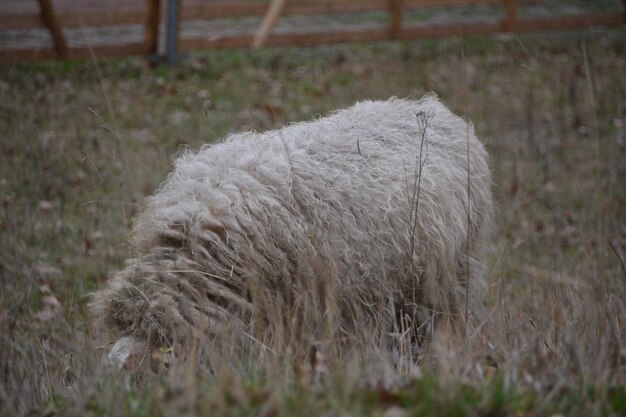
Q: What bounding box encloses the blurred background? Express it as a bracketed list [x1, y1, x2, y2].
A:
[1, 1, 625, 416]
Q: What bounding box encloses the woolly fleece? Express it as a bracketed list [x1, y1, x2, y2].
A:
[91, 95, 493, 363]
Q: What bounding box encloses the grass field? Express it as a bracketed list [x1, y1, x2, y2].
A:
[1, 28, 625, 416]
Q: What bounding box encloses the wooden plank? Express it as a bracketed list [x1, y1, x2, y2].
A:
[506, 0, 517, 31]
[0, 42, 149, 63]
[513, 13, 625, 32]
[389, 0, 403, 39]
[253, 0, 289, 48]
[286, 0, 383, 15]
[401, 20, 505, 38]
[181, 0, 379, 20]
[0, 9, 148, 29]
[68, 42, 150, 59]
[0, 14, 45, 29]
[263, 28, 387, 45]
[180, 34, 253, 50]
[62, 9, 148, 27]
[0, 48, 56, 63]
[181, 0, 513, 20]
[407, 0, 539, 7]
[180, 28, 389, 50]
[181, 21, 503, 51]
[145, 0, 161, 54]
[407, 0, 502, 7]
[181, 1, 262, 20]
[38, 0, 69, 59]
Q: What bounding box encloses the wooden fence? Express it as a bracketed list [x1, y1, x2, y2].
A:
[1, 0, 624, 63]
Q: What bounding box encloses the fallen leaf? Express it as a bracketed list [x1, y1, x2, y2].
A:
[33, 283, 62, 321]
[37, 201, 54, 212]
[376, 388, 403, 406]
[383, 405, 407, 417]
[33, 263, 62, 277]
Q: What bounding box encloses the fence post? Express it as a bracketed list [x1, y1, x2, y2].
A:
[145, 0, 161, 55]
[389, 0, 403, 39]
[165, 0, 182, 64]
[253, 0, 288, 48]
[506, 0, 517, 31]
[38, 0, 69, 59]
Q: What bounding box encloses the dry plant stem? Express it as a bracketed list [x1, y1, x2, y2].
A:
[403, 110, 431, 334]
[581, 43, 605, 283]
[608, 240, 626, 279]
[459, 34, 471, 323]
[407, 111, 432, 268]
[581, 41, 621, 359]
[81, 13, 136, 198]
[465, 117, 471, 323]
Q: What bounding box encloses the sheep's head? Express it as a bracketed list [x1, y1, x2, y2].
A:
[105, 336, 174, 373]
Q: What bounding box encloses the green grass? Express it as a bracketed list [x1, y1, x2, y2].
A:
[31, 372, 626, 416]
[1, 28, 625, 416]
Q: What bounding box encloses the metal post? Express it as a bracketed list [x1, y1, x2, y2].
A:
[166, 0, 180, 64]
[146, 0, 186, 65]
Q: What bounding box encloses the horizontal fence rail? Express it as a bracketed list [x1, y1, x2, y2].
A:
[0, 0, 624, 63]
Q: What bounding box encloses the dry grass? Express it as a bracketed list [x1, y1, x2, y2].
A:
[0, 28, 625, 416]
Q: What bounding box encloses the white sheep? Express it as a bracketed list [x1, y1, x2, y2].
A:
[91, 94, 493, 368]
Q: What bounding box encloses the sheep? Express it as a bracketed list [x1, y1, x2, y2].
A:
[91, 94, 493, 369]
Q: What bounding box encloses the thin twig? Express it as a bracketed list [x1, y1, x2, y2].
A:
[465, 116, 472, 322]
[608, 239, 626, 280]
[242, 331, 276, 355]
[407, 111, 432, 263]
[459, 33, 472, 323]
[41, 339, 53, 401]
